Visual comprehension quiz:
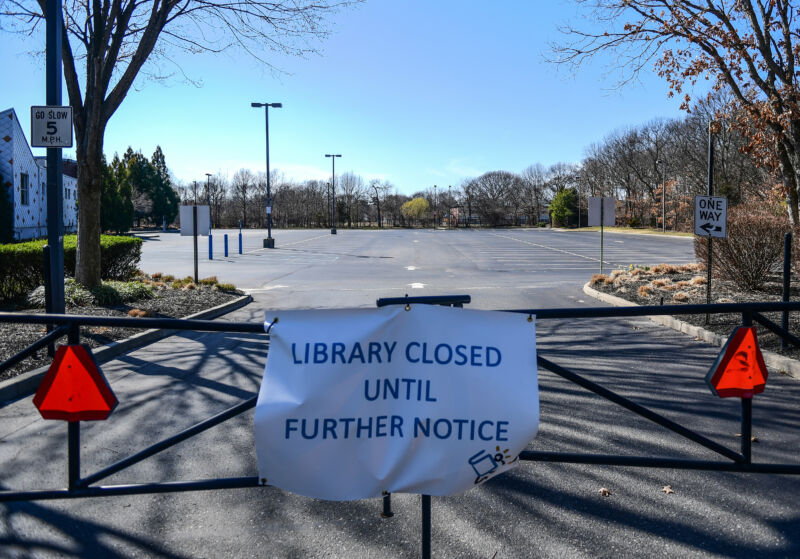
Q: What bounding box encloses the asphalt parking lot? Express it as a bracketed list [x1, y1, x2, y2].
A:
[1, 228, 798, 558]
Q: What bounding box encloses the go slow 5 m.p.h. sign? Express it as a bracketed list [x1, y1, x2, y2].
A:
[254, 304, 539, 501]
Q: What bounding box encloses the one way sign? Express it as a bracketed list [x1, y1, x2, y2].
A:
[694, 196, 727, 238]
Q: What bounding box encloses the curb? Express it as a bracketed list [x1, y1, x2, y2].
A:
[0, 294, 253, 404]
[583, 283, 800, 381]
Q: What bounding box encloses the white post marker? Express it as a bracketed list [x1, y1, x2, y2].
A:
[254, 304, 539, 501]
[30, 106, 73, 148]
[694, 196, 727, 238]
[179, 205, 210, 236]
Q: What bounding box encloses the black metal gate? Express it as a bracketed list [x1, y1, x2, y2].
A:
[1, 296, 800, 558]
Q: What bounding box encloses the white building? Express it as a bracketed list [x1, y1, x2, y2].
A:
[0, 108, 78, 240]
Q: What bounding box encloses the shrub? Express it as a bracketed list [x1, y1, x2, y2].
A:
[63, 235, 142, 280]
[673, 292, 689, 302]
[26, 279, 94, 308]
[638, 285, 654, 297]
[694, 203, 789, 289]
[91, 280, 154, 306]
[651, 264, 679, 274]
[216, 283, 237, 292]
[199, 276, 218, 286]
[0, 234, 142, 301]
[0, 240, 48, 301]
[128, 308, 152, 317]
[590, 274, 609, 286]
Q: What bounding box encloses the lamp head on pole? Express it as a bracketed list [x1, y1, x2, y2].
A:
[251, 102, 282, 108]
[325, 154, 342, 158]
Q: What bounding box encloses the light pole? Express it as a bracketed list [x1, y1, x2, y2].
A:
[447, 185, 452, 229]
[205, 172, 212, 227]
[326, 182, 331, 228]
[326, 154, 341, 234]
[656, 159, 665, 233]
[372, 183, 382, 228]
[251, 101, 282, 248]
[433, 184, 437, 229]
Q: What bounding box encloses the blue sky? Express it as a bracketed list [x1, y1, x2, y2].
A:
[1, 1, 689, 195]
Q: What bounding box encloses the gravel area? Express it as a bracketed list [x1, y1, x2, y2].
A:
[0, 287, 242, 382]
[589, 263, 800, 359]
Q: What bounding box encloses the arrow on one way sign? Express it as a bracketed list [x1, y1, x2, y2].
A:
[699, 223, 722, 234]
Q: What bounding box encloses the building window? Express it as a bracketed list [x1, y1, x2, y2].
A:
[21, 173, 29, 205]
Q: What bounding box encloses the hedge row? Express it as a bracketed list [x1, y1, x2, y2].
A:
[0, 235, 142, 302]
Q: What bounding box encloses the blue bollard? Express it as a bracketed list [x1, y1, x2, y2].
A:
[238, 233, 242, 254]
[209, 234, 213, 260]
[224, 234, 228, 257]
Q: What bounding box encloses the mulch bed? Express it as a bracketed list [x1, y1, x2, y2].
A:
[589, 263, 800, 362]
[0, 288, 241, 382]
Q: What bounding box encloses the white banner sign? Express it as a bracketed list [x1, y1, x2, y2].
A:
[254, 305, 539, 501]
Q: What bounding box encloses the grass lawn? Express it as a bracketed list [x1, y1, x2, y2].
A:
[563, 226, 693, 237]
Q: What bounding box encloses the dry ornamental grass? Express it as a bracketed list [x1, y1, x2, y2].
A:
[590, 262, 800, 361]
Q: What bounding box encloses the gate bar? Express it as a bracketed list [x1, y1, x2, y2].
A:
[537, 355, 743, 462]
[0, 312, 265, 333]
[752, 312, 800, 348]
[6, 301, 800, 328]
[509, 301, 800, 319]
[0, 476, 263, 503]
[421, 494, 431, 559]
[68, 422, 80, 490]
[0, 324, 69, 373]
[741, 398, 753, 464]
[81, 396, 257, 488]
[519, 452, 800, 473]
[376, 295, 471, 308]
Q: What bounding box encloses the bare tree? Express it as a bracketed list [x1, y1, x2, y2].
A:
[553, 0, 800, 225]
[338, 171, 364, 228]
[1, 0, 359, 285]
[521, 164, 548, 225]
[231, 169, 254, 228]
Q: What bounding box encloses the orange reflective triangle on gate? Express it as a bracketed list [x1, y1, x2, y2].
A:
[33, 345, 117, 421]
[705, 327, 768, 398]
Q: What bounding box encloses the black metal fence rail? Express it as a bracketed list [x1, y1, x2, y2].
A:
[1, 297, 800, 559]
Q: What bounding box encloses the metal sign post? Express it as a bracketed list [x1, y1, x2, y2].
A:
[694, 195, 727, 322]
[589, 197, 615, 274]
[701, 125, 720, 323]
[193, 206, 198, 283]
[179, 206, 210, 284]
[40, 0, 68, 314]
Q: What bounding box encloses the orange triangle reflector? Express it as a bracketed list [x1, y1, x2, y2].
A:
[33, 345, 117, 421]
[706, 327, 768, 399]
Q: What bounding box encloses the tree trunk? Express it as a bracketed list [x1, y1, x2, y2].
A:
[75, 145, 103, 287]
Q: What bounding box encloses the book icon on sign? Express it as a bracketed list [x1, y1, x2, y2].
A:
[469, 450, 499, 484]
